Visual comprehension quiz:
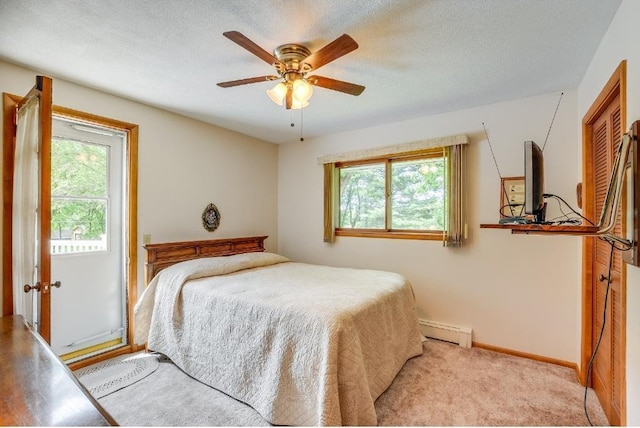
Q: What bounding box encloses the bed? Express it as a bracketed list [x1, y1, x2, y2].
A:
[134, 236, 423, 426]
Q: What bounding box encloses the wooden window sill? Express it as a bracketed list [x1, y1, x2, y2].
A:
[335, 229, 445, 240]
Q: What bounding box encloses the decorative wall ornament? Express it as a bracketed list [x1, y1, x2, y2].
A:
[202, 203, 221, 232]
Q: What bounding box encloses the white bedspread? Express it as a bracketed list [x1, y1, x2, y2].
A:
[134, 252, 423, 426]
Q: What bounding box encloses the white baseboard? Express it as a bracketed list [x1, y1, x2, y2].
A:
[419, 319, 472, 348]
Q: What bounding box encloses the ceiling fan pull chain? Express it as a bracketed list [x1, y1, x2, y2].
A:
[300, 106, 304, 142]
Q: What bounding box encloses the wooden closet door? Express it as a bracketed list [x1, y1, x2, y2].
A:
[590, 97, 623, 425]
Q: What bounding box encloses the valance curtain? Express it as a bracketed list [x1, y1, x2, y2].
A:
[12, 95, 40, 323]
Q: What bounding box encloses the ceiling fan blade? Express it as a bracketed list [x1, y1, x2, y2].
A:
[302, 34, 358, 71]
[217, 75, 279, 88]
[308, 75, 365, 96]
[223, 31, 284, 68]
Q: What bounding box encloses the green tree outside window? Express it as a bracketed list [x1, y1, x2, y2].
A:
[51, 139, 108, 242]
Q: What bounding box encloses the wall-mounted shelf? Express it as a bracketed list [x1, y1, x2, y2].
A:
[481, 120, 637, 264]
[480, 223, 599, 236]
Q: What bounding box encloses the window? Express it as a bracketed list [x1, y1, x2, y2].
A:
[335, 149, 445, 239]
[49, 115, 127, 256]
[51, 138, 109, 254]
[322, 135, 467, 244]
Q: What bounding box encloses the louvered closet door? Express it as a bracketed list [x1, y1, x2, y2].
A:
[591, 97, 623, 425]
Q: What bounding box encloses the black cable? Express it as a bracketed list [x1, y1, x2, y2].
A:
[547, 195, 581, 224]
[583, 241, 615, 426]
[543, 193, 595, 226]
[499, 203, 524, 218]
[599, 233, 634, 251]
[582, 238, 632, 424]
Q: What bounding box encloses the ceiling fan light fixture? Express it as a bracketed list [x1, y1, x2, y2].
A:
[219, 32, 364, 112]
[292, 79, 313, 103]
[291, 100, 310, 110]
[266, 82, 287, 105]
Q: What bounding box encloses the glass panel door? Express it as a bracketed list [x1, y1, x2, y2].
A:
[49, 116, 127, 362]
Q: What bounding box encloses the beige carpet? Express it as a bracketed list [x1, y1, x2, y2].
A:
[375, 339, 607, 426]
[88, 339, 608, 426]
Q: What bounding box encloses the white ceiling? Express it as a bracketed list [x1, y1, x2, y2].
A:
[0, 0, 622, 144]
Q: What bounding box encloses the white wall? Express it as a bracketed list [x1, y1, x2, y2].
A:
[577, 0, 640, 424]
[0, 60, 279, 305]
[278, 90, 583, 363]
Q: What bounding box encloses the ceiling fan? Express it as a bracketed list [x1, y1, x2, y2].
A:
[217, 31, 365, 110]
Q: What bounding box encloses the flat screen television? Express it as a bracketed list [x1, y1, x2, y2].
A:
[524, 140, 546, 223]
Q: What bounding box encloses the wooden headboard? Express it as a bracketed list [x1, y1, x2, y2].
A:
[143, 235, 267, 285]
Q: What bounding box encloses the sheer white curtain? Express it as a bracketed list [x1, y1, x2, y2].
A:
[12, 95, 40, 325]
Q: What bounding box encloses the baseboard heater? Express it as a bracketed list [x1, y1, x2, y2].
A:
[419, 319, 472, 348]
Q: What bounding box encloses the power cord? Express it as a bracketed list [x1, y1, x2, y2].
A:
[499, 203, 524, 218]
[545, 193, 581, 224]
[583, 238, 630, 425]
[583, 241, 613, 426]
[544, 193, 595, 226]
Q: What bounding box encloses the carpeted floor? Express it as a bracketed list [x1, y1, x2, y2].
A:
[86, 339, 608, 426]
[375, 340, 607, 426]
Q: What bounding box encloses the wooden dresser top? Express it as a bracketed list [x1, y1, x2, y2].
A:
[0, 315, 116, 426]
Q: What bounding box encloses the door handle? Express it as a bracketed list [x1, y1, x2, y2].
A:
[41, 281, 62, 293]
[598, 274, 611, 283]
[23, 281, 61, 293]
[23, 282, 41, 293]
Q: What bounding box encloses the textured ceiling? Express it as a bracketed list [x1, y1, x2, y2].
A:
[0, 0, 622, 143]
